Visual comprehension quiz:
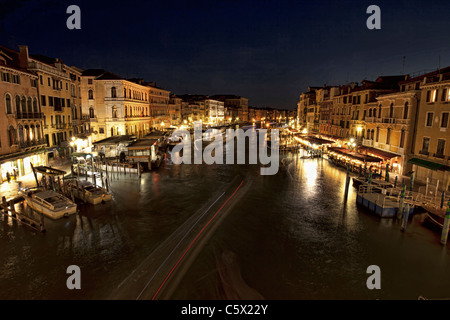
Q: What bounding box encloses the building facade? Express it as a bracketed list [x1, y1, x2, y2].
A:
[0, 45, 47, 181]
[80, 70, 152, 142]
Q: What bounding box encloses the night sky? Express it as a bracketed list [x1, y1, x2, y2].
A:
[1, 0, 450, 109]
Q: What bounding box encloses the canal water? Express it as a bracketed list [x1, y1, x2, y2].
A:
[0, 151, 449, 300]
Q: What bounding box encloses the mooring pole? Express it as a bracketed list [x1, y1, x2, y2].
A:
[397, 184, 406, 219]
[401, 203, 410, 232]
[441, 192, 446, 209]
[344, 164, 350, 200]
[440, 201, 450, 245]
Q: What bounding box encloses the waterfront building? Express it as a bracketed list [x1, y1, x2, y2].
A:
[364, 86, 419, 176]
[147, 81, 171, 130]
[204, 99, 225, 124]
[400, 67, 450, 190]
[0, 45, 47, 181]
[80, 70, 152, 142]
[168, 95, 183, 127]
[26, 47, 83, 160]
[210, 95, 249, 122]
[317, 86, 339, 136]
[297, 87, 319, 132]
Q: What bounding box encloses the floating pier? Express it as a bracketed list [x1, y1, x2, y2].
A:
[356, 185, 415, 218]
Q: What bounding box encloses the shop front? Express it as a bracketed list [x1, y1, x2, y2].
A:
[0, 149, 47, 182]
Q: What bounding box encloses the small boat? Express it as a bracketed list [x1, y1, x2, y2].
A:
[20, 189, 77, 219]
[66, 180, 112, 205]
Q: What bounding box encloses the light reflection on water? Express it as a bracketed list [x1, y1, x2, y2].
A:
[0, 152, 449, 300]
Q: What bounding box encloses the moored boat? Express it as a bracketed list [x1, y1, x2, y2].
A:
[20, 189, 77, 219]
[66, 180, 112, 205]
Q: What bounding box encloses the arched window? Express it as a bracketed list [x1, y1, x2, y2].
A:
[18, 125, 24, 144]
[124, 88, 127, 98]
[21, 96, 26, 113]
[389, 103, 394, 119]
[386, 128, 391, 144]
[111, 87, 117, 98]
[378, 105, 382, 118]
[33, 98, 38, 113]
[112, 106, 117, 118]
[30, 125, 35, 141]
[89, 107, 95, 118]
[24, 125, 30, 142]
[399, 129, 405, 148]
[111, 127, 114, 136]
[125, 106, 128, 117]
[8, 126, 16, 146]
[88, 89, 94, 99]
[27, 97, 32, 113]
[15, 95, 20, 114]
[403, 102, 409, 119]
[5, 94, 12, 114]
[36, 125, 41, 140]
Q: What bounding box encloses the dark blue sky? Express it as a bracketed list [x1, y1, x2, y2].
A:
[2, 0, 450, 109]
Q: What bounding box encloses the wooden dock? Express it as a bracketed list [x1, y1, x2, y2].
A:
[0, 196, 46, 232]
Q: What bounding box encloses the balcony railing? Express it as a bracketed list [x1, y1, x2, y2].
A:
[19, 139, 47, 148]
[54, 123, 67, 129]
[433, 153, 445, 159]
[362, 139, 373, 147]
[396, 119, 410, 125]
[419, 150, 429, 156]
[382, 118, 396, 124]
[16, 112, 44, 119]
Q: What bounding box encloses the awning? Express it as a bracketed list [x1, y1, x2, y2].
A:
[0, 147, 47, 164]
[328, 147, 382, 163]
[358, 146, 400, 160]
[408, 158, 450, 171]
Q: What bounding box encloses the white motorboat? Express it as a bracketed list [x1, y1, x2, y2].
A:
[20, 189, 77, 220]
[67, 180, 112, 205]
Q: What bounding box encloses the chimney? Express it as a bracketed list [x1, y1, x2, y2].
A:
[18, 45, 29, 69]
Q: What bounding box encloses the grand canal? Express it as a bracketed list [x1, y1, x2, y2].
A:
[0, 150, 449, 300]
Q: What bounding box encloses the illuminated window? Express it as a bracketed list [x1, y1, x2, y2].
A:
[431, 89, 437, 102]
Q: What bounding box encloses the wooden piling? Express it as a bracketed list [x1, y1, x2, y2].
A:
[440, 201, 450, 245]
[344, 165, 350, 200]
[401, 203, 410, 231]
[397, 184, 405, 219]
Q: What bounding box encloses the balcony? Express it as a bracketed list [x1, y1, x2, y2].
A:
[378, 143, 391, 151]
[396, 119, 410, 125]
[433, 153, 445, 159]
[19, 139, 47, 149]
[54, 123, 67, 130]
[419, 150, 429, 156]
[362, 139, 373, 147]
[382, 118, 396, 124]
[16, 112, 44, 119]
